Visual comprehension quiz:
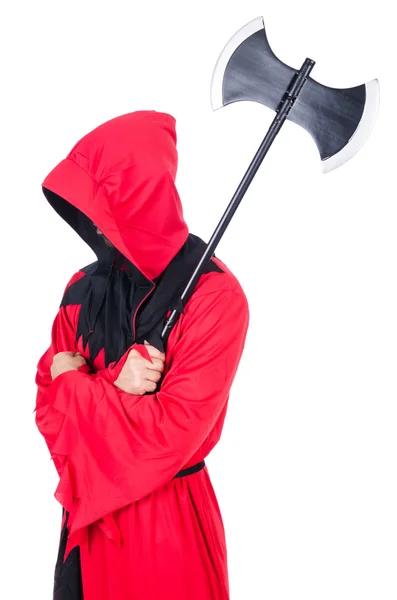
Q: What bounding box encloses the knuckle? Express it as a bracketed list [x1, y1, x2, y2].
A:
[154, 358, 165, 371]
[145, 381, 157, 393]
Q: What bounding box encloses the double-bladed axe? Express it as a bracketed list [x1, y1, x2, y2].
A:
[161, 15, 380, 341]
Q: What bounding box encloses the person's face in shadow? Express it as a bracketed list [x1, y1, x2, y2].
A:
[93, 222, 114, 248]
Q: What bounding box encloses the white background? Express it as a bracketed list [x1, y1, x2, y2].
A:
[0, 1, 395, 599]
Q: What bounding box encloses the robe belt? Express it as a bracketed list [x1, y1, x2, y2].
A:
[65, 460, 207, 559]
[173, 459, 206, 478]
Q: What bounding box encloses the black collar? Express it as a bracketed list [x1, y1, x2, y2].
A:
[60, 233, 224, 367]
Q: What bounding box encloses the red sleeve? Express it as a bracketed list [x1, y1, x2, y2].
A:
[34, 288, 249, 537]
[34, 274, 91, 477]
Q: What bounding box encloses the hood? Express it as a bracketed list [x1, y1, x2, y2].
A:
[42, 110, 189, 281]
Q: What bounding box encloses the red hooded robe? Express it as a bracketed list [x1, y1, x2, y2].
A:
[34, 110, 249, 600]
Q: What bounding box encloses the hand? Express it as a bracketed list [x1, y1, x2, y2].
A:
[114, 341, 165, 395]
[51, 351, 87, 380]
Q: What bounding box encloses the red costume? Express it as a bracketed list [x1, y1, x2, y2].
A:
[34, 110, 249, 599]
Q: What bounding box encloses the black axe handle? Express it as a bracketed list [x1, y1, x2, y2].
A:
[160, 57, 315, 346]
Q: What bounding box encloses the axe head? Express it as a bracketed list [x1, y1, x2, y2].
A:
[211, 16, 380, 173]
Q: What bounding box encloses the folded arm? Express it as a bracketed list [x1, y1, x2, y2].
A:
[34, 286, 249, 535]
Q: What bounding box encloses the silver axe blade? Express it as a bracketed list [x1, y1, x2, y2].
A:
[210, 16, 380, 172]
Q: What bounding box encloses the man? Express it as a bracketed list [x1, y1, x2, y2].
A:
[34, 110, 249, 600]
